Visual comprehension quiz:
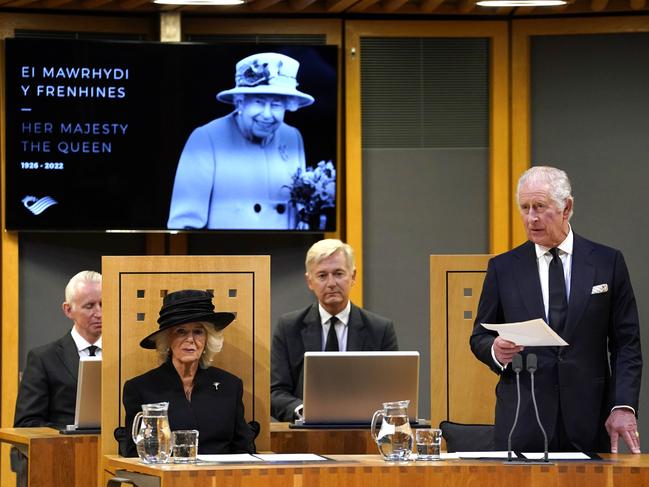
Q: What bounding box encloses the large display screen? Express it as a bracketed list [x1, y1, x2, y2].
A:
[4, 38, 338, 231]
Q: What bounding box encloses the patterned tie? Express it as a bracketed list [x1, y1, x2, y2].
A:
[324, 316, 339, 351]
[548, 248, 568, 336]
[87, 345, 98, 357]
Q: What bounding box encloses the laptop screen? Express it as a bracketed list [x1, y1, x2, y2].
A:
[302, 351, 419, 425]
[73, 357, 102, 429]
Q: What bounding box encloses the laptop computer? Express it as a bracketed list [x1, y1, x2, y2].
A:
[60, 356, 101, 434]
[298, 351, 419, 427]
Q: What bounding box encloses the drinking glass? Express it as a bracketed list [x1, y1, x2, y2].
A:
[415, 428, 442, 461]
[172, 430, 199, 464]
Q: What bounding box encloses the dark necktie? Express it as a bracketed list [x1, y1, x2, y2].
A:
[87, 345, 98, 356]
[548, 248, 568, 336]
[324, 317, 339, 351]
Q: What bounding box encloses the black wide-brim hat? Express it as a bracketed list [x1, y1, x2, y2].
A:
[139, 289, 235, 349]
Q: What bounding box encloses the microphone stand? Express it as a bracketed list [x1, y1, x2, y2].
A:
[504, 353, 553, 465]
[506, 353, 523, 462]
[527, 353, 550, 463]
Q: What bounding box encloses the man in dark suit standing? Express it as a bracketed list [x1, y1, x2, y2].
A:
[14, 270, 102, 427]
[271, 239, 398, 422]
[470, 166, 641, 453]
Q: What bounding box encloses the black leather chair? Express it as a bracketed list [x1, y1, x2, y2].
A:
[439, 420, 495, 452]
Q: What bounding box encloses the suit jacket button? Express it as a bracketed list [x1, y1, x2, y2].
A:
[253, 203, 262, 213]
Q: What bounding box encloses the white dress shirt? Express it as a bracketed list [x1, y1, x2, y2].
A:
[318, 301, 351, 351]
[71, 326, 102, 358]
[535, 227, 573, 322]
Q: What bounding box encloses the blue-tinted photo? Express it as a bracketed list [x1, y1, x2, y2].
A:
[169, 52, 327, 230]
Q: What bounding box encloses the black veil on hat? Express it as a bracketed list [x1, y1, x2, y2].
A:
[139, 289, 235, 349]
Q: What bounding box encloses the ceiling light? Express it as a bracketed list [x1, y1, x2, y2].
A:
[477, 0, 566, 5]
[153, 0, 245, 4]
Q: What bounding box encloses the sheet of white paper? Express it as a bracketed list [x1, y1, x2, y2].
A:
[441, 452, 460, 459]
[457, 451, 511, 459]
[197, 454, 262, 463]
[522, 452, 590, 460]
[481, 319, 568, 346]
[253, 453, 328, 462]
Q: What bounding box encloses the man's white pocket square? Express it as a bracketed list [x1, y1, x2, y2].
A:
[591, 284, 608, 294]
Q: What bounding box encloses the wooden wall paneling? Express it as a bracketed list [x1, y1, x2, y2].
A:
[345, 20, 510, 307]
[181, 17, 342, 44]
[1, 20, 18, 479]
[488, 23, 511, 255]
[429, 255, 494, 428]
[343, 22, 364, 306]
[144, 235, 166, 255]
[510, 16, 649, 247]
[0, 12, 157, 39]
[510, 20, 533, 248]
[101, 255, 271, 472]
[0, 234, 19, 485]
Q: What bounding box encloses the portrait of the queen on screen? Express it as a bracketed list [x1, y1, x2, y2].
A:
[167, 51, 334, 231]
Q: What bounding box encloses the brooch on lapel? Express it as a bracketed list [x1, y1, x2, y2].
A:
[278, 144, 289, 161]
[213, 382, 220, 391]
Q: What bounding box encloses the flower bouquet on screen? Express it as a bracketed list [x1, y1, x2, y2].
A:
[286, 161, 336, 230]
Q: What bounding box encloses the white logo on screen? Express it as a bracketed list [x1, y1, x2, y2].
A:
[22, 195, 58, 215]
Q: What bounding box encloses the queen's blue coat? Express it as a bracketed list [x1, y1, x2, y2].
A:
[168, 112, 305, 230]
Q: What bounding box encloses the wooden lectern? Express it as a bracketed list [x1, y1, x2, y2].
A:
[430, 255, 497, 427]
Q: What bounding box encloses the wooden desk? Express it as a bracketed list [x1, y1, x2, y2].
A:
[0, 427, 99, 487]
[270, 422, 377, 454]
[104, 453, 649, 487]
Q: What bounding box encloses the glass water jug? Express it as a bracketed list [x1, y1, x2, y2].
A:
[131, 402, 173, 464]
[370, 400, 414, 461]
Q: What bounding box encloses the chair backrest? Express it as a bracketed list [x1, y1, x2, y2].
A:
[439, 420, 495, 452]
[101, 255, 271, 465]
[429, 255, 497, 427]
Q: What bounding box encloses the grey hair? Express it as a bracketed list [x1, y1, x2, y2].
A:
[153, 322, 224, 369]
[232, 93, 300, 112]
[305, 239, 355, 274]
[64, 270, 102, 304]
[517, 165, 574, 220]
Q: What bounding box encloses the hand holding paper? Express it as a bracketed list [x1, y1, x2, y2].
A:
[493, 336, 524, 365]
[481, 319, 568, 346]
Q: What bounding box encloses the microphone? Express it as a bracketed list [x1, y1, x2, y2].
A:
[507, 353, 523, 461]
[526, 353, 549, 462]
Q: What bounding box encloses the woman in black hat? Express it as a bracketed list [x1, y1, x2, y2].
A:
[121, 290, 254, 456]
